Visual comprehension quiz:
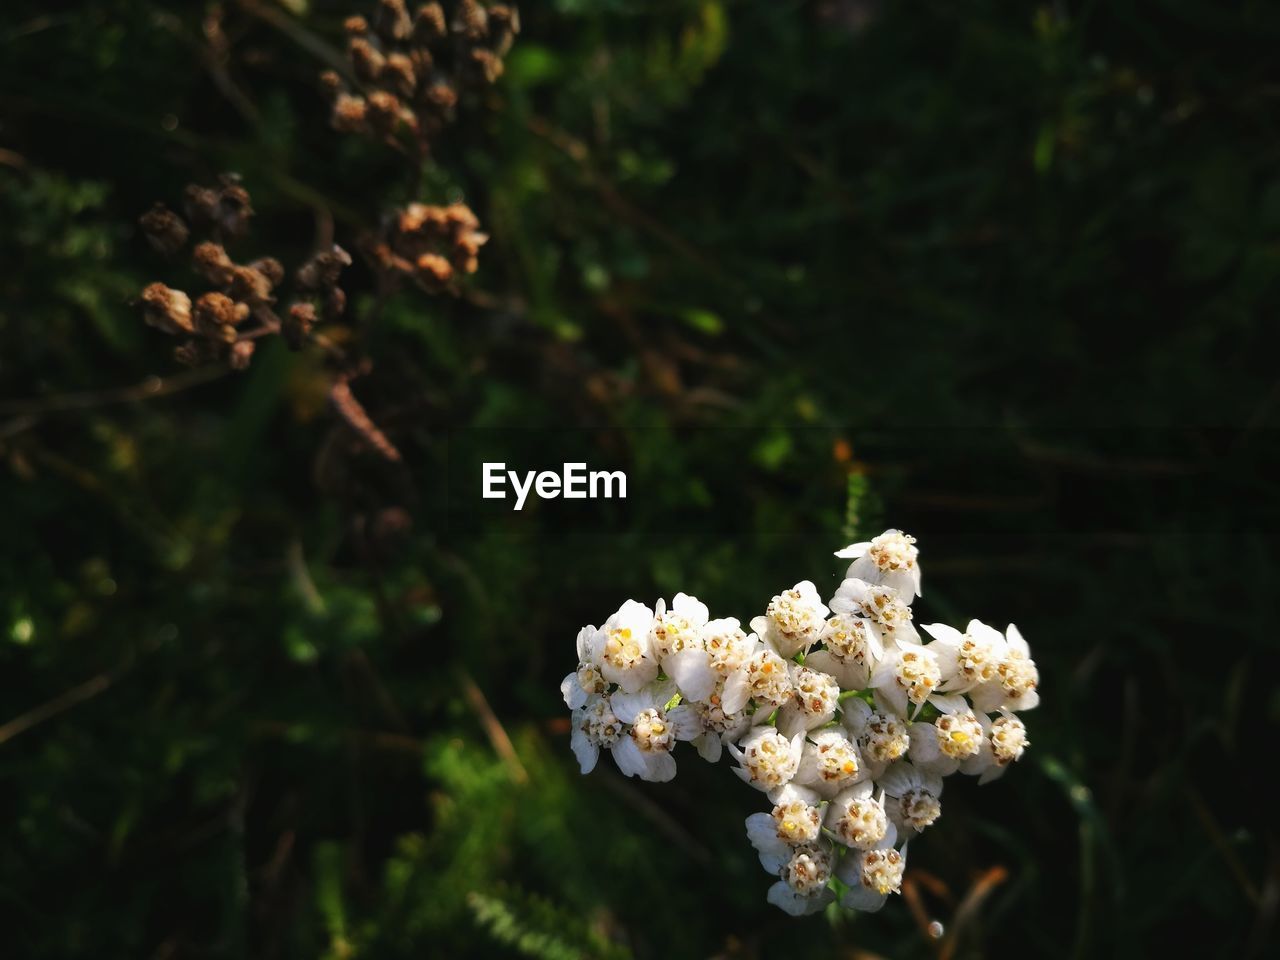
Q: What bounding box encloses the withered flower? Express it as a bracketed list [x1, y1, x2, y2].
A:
[139, 177, 349, 370]
[141, 282, 194, 335]
[139, 203, 189, 256]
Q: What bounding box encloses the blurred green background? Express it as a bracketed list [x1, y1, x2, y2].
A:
[2, 1, 1277, 957]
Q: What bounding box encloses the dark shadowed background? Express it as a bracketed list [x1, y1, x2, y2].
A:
[2, 1, 1277, 957]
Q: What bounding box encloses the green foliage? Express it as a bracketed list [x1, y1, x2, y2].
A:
[470, 887, 632, 960]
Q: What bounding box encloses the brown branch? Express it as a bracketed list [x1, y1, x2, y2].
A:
[0, 365, 228, 417]
[0, 661, 131, 747]
[0, 674, 113, 745]
[329, 378, 402, 462]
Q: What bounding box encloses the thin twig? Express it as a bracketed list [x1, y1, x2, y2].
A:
[0, 365, 228, 417]
[939, 866, 1009, 960]
[458, 668, 528, 784]
[234, 0, 352, 77]
[1186, 785, 1260, 905]
[0, 665, 123, 746]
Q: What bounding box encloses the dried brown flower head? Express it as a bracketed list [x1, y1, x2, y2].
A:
[139, 203, 189, 256]
[323, 1, 520, 155]
[183, 174, 254, 239]
[139, 177, 349, 370]
[369, 200, 487, 293]
[140, 282, 194, 335]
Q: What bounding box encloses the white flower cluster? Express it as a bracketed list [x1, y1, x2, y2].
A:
[561, 530, 1039, 917]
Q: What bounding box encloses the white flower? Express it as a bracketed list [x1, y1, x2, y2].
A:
[668, 681, 752, 763]
[562, 530, 1040, 922]
[880, 761, 944, 837]
[829, 578, 919, 646]
[835, 529, 922, 601]
[560, 625, 609, 709]
[777, 665, 840, 737]
[959, 711, 1030, 784]
[836, 837, 907, 913]
[922, 619, 1004, 695]
[803, 614, 882, 690]
[792, 728, 865, 798]
[745, 783, 824, 856]
[768, 839, 837, 916]
[702, 617, 755, 678]
[598, 600, 659, 694]
[926, 620, 1038, 712]
[651, 593, 716, 702]
[750, 581, 828, 658]
[825, 781, 895, 851]
[569, 694, 625, 774]
[721, 639, 795, 714]
[843, 697, 911, 779]
[986, 624, 1039, 712]
[728, 726, 805, 792]
[609, 681, 694, 782]
[870, 639, 950, 718]
[908, 705, 986, 776]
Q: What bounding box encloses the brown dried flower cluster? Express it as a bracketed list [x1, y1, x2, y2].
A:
[367, 201, 487, 293]
[321, 0, 519, 152]
[139, 176, 350, 369]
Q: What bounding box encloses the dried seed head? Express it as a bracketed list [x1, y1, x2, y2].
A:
[366, 90, 404, 133]
[332, 93, 368, 133]
[469, 49, 504, 84]
[323, 286, 348, 322]
[140, 282, 194, 335]
[413, 2, 447, 42]
[488, 4, 520, 56]
[380, 52, 418, 97]
[228, 265, 275, 304]
[139, 203, 189, 256]
[374, 0, 412, 42]
[214, 175, 254, 236]
[416, 252, 453, 289]
[194, 291, 248, 341]
[343, 14, 369, 36]
[183, 184, 220, 229]
[409, 46, 434, 77]
[192, 241, 236, 286]
[296, 244, 352, 292]
[349, 37, 386, 83]
[423, 79, 457, 115]
[229, 340, 256, 371]
[283, 302, 317, 350]
[250, 257, 285, 287]
[319, 69, 344, 97]
[452, 0, 488, 41]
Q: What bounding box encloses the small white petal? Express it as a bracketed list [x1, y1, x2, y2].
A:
[560, 673, 587, 710]
[720, 669, 752, 714]
[667, 704, 702, 741]
[641, 750, 677, 783]
[694, 732, 723, 763]
[608, 689, 652, 725]
[570, 728, 599, 774]
[841, 884, 888, 913]
[611, 736, 647, 778]
[666, 649, 716, 702]
[671, 592, 710, 626]
[835, 541, 871, 559]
